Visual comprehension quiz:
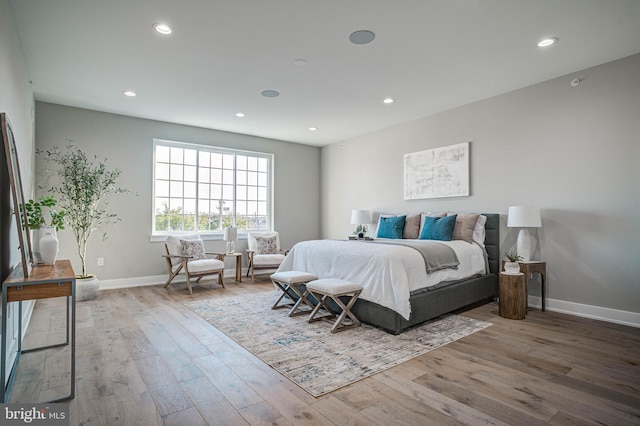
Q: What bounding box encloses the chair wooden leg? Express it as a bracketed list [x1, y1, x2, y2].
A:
[163, 271, 179, 288]
[246, 258, 253, 279]
[218, 272, 225, 288]
[164, 264, 183, 289]
[185, 275, 193, 295]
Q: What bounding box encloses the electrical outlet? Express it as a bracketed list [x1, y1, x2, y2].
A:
[97, 257, 104, 267]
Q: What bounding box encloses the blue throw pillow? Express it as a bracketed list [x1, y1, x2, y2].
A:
[376, 215, 406, 239]
[419, 214, 457, 241]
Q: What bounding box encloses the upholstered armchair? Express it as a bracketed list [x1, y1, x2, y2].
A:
[163, 234, 225, 294]
[246, 231, 288, 283]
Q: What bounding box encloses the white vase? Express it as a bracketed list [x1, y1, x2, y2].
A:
[39, 226, 59, 265]
[32, 228, 42, 263]
[504, 261, 521, 274]
[76, 276, 100, 301]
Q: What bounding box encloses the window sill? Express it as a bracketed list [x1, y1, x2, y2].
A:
[149, 233, 249, 243]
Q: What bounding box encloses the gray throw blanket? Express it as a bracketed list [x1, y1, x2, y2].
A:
[371, 240, 460, 273]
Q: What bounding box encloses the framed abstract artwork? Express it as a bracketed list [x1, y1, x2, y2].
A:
[404, 142, 469, 200]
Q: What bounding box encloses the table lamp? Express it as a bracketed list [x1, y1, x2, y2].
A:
[350, 210, 371, 238]
[223, 226, 237, 254]
[507, 206, 541, 261]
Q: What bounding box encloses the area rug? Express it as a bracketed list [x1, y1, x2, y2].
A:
[185, 291, 491, 397]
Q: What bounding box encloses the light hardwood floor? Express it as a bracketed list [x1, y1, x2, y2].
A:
[9, 275, 640, 425]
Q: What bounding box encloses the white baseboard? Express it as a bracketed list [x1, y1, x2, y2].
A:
[98, 275, 638, 328]
[98, 269, 250, 291]
[528, 296, 640, 328]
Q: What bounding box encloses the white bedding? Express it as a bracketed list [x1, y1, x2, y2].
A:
[276, 239, 486, 320]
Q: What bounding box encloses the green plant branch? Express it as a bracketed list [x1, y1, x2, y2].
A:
[38, 145, 129, 277]
[23, 195, 65, 231]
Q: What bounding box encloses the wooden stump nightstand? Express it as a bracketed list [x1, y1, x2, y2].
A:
[499, 272, 527, 320]
[501, 260, 547, 311]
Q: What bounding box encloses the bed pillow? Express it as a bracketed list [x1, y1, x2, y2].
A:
[255, 236, 278, 254]
[373, 213, 397, 237]
[447, 212, 480, 243]
[419, 212, 446, 237]
[376, 215, 406, 239]
[419, 214, 457, 241]
[181, 239, 207, 260]
[473, 214, 487, 247]
[402, 213, 422, 239]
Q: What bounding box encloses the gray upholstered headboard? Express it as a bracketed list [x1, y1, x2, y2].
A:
[482, 213, 500, 276]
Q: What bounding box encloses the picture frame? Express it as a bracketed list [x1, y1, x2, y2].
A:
[404, 142, 470, 200]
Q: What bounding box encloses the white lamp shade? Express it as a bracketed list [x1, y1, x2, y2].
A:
[350, 210, 371, 225]
[507, 206, 542, 228]
[223, 226, 237, 241]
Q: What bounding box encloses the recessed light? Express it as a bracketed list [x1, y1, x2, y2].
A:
[153, 23, 173, 35]
[309, 127, 318, 131]
[350, 30, 376, 45]
[383, 98, 394, 104]
[261, 90, 280, 98]
[537, 37, 558, 47]
[123, 91, 136, 97]
[235, 112, 246, 117]
[293, 58, 308, 66]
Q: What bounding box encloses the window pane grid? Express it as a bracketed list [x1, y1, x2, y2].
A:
[153, 140, 271, 234]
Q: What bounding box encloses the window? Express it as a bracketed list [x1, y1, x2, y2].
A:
[153, 139, 273, 236]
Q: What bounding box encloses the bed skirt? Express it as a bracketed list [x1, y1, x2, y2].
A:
[349, 273, 498, 334]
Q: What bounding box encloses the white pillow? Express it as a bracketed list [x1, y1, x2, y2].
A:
[255, 235, 278, 254]
[181, 239, 207, 260]
[473, 214, 487, 247]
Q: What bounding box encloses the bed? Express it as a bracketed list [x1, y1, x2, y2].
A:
[276, 213, 499, 334]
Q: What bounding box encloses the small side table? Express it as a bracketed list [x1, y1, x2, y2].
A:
[210, 252, 242, 282]
[501, 260, 547, 311]
[518, 261, 547, 311]
[499, 272, 526, 320]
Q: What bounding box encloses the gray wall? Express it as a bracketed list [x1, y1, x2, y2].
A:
[35, 103, 321, 280]
[321, 54, 640, 314]
[0, 0, 35, 279]
[1, 0, 36, 376]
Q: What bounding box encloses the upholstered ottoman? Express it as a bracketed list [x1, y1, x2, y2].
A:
[270, 271, 318, 316]
[306, 278, 363, 333]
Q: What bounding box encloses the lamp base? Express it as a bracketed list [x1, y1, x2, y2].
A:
[225, 241, 235, 254]
[516, 229, 532, 261]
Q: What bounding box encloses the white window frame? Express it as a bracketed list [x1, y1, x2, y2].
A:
[151, 139, 274, 240]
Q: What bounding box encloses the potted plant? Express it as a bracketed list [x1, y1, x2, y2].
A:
[38, 146, 129, 300]
[23, 195, 65, 264]
[504, 250, 523, 273]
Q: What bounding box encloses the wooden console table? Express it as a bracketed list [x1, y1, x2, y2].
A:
[1, 260, 76, 403]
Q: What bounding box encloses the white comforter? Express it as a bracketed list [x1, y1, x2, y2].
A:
[276, 239, 486, 320]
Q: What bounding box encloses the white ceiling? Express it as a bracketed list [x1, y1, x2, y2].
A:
[10, 0, 640, 147]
